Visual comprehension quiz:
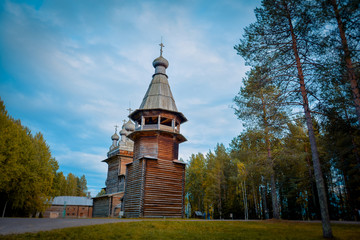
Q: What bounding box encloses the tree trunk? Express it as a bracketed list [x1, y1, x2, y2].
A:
[330, 0, 360, 126]
[2, 200, 8, 218]
[262, 178, 269, 220]
[261, 92, 280, 219]
[285, 3, 333, 238]
[343, 104, 360, 165]
[218, 171, 222, 219]
[305, 145, 319, 219]
[270, 174, 279, 219]
[252, 184, 259, 218]
[242, 180, 248, 220]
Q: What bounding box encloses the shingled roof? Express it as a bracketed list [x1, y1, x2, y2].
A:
[139, 73, 178, 112]
[138, 55, 177, 112]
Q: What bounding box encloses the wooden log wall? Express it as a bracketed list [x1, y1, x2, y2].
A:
[106, 156, 120, 194]
[134, 136, 158, 160]
[143, 158, 185, 218]
[124, 109, 186, 218]
[158, 135, 179, 159]
[92, 197, 110, 217]
[105, 153, 133, 194]
[119, 150, 133, 176]
[124, 159, 145, 218]
[124, 133, 185, 218]
[109, 193, 123, 217]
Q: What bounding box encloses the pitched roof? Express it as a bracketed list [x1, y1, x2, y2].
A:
[51, 196, 93, 206]
[129, 52, 187, 123]
[139, 74, 178, 112]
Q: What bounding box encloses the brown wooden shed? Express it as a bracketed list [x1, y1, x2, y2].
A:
[44, 196, 93, 218]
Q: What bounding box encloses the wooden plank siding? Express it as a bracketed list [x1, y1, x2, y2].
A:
[124, 132, 185, 218]
[133, 136, 158, 160]
[143, 158, 185, 218]
[124, 159, 145, 218]
[124, 108, 186, 218]
[92, 197, 110, 217]
[118, 153, 133, 176]
[104, 153, 133, 194]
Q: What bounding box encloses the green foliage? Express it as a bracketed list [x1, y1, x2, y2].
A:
[0, 99, 57, 216]
[230, 0, 360, 237]
[1, 221, 359, 240]
[51, 172, 66, 197]
[233, 66, 288, 133]
[233, 66, 289, 219]
[51, 172, 88, 197]
[96, 189, 106, 197]
[77, 175, 88, 197]
[0, 99, 89, 216]
[185, 0, 360, 226]
[185, 153, 206, 214]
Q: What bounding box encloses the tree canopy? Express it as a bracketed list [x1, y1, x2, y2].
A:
[0, 98, 88, 217]
[186, 0, 359, 239]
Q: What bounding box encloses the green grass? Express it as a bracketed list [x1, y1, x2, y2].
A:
[0, 220, 359, 240]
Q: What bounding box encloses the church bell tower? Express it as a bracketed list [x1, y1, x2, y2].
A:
[123, 44, 187, 218]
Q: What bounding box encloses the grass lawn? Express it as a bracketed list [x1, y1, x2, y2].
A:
[0, 220, 359, 240]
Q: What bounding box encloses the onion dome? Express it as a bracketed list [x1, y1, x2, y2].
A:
[120, 128, 127, 136]
[152, 55, 169, 75]
[124, 119, 135, 132]
[111, 132, 119, 141]
[152, 56, 169, 69]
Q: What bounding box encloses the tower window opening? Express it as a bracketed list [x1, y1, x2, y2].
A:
[160, 117, 172, 127]
[144, 116, 157, 125]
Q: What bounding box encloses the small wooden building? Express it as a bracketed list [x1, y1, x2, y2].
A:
[92, 192, 124, 218]
[44, 196, 93, 218]
[124, 47, 187, 218]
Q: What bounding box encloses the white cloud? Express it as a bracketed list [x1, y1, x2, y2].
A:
[1, 0, 259, 194]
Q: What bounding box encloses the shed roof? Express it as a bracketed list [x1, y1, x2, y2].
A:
[51, 196, 93, 206]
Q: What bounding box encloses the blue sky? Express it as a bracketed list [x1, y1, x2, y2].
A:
[0, 0, 261, 196]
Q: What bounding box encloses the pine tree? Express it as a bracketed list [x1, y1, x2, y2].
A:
[234, 0, 333, 237]
[77, 175, 88, 197]
[233, 66, 288, 219]
[323, 0, 360, 125]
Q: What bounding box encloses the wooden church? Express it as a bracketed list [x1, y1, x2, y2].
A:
[93, 44, 187, 218]
[92, 119, 135, 217]
[123, 44, 187, 218]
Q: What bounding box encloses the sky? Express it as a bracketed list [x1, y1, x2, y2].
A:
[0, 0, 261, 196]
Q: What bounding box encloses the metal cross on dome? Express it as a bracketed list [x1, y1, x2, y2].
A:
[127, 107, 133, 115]
[114, 125, 119, 132]
[159, 42, 164, 56]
